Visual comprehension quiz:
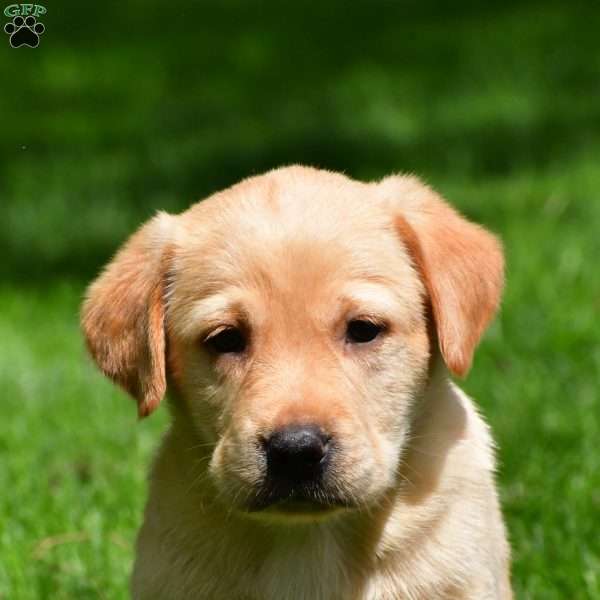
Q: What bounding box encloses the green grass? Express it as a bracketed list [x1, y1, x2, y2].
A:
[0, 283, 168, 599]
[1, 0, 600, 597]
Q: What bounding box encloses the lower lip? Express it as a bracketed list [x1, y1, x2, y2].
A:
[265, 499, 336, 515]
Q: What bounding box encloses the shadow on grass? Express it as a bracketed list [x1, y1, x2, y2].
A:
[1, 0, 599, 283]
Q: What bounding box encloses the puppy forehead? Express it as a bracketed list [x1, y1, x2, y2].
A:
[170, 169, 423, 322]
[179, 166, 386, 245]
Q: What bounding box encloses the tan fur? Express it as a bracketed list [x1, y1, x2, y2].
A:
[379, 176, 504, 376]
[81, 166, 511, 599]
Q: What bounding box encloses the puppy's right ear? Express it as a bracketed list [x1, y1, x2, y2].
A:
[81, 212, 176, 417]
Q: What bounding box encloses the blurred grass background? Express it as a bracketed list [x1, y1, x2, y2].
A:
[1, 1, 599, 598]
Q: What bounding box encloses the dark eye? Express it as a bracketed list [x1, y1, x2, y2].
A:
[205, 327, 247, 354]
[346, 319, 385, 344]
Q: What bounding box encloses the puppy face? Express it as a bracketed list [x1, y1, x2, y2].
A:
[167, 174, 430, 516]
[82, 166, 503, 520]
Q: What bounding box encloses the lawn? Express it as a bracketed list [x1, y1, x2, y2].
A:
[1, 1, 599, 598]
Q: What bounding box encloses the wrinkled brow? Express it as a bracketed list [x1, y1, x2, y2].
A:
[338, 282, 400, 317]
[168, 292, 249, 340]
[169, 279, 407, 341]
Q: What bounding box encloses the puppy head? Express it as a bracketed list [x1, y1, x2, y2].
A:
[82, 166, 503, 519]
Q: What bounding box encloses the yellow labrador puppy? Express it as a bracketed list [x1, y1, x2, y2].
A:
[82, 166, 511, 599]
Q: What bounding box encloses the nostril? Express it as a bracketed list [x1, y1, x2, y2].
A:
[265, 425, 330, 479]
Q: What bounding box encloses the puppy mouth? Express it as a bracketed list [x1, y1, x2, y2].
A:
[246, 482, 351, 514]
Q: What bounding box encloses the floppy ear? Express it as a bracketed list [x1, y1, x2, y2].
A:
[81, 212, 176, 417]
[380, 175, 504, 377]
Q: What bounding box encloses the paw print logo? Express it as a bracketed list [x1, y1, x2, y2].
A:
[4, 15, 45, 48]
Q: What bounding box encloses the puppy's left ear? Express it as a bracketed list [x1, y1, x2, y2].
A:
[81, 212, 176, 417]
[379, 175, 504, 377]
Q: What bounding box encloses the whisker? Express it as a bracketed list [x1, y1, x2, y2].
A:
[184, 441, 218, 451]
[405, 446, 445, 459]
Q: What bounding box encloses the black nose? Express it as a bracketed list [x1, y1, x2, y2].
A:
[264, 424, 330, 483]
